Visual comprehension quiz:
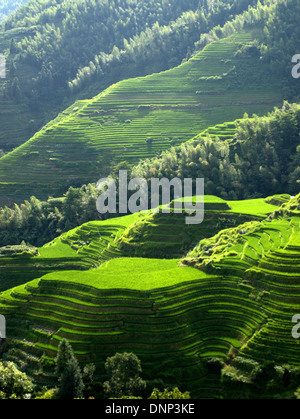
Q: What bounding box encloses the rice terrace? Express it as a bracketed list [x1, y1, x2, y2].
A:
[0, 0, 299, 401]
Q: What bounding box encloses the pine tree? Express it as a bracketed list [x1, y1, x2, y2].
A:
[55, 339, 85, 399]
[54, 338, 77, 378]
[57, 357, 85, 400]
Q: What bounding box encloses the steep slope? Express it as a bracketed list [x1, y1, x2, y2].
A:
[116, 196, 278, 258]
[130, 102, 300, 200]
[0, 25, 38, 150]
[0, 30, 284, 207]
[0, 213, 140, 292]
[0, 196, 278, 292]
[0, 195, 294, 398]
[182, 194, 300, 366]
[0, 0, 259, 150]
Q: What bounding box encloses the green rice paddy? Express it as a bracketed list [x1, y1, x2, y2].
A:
[25, 258, 208, 291]
[183, 194, 300, 367]
[0, 196, 277, 292]
[0, 30, 283, 206]
[0, 23, 297, 398]
[0, 194, 298, 397]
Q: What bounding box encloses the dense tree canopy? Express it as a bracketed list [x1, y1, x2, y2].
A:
[0, 361, 33, 399]
[1, 0, 259, 105]
[262, 0, 300, 101]
[0, 183, 99, 247]
[1, 0, 299, 154]
[103, 352, 147, 398]
[131, 102, 300, 200]
[194, 0, 300, 100]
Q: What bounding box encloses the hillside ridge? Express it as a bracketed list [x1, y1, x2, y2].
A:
[0, 29, 284, 206]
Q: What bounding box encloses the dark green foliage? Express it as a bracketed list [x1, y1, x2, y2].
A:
[254, 360, 277, 387]
[54, 339, 85, 400]
[103, 352, 147, 398]
[194, 0, 300, 103]
[0, 0, 259, 151]
[262, 0, 300, 101]
[131, 102, 300, 199]
[0, 361, 33, 399]
[2, 0, 200, 102]
[0, 184, 100, 247]
[206, 358, 225, 374]
[218, 357, 300, 399]
[1, 102, 298, 248]
[149, 387, 191, 399]
[57, 357, 84, 400]
[53, 340, 96, 399]
[82, 363, 96, 399]
[1, 0, 256, 102]
[0, 0, 299, 401]
[54, 339, 77, 378]
[0, 243, 37, 257]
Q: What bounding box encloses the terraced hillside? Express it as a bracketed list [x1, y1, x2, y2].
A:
[0, 257, 268, 396]
[0, 195, 295, 397]
[0, 196, 278, 292]
[0, 213, 140, 292]
[117, 196, 278, 258]
[0, 29, 283, 207]
[183, 194, 300, 367]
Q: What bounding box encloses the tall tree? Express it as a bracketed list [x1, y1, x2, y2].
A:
[57, 357, 84, 400]
[54, 339, 85, 400]
[103, 352, 147, 398]
[54, 338, 77, 378]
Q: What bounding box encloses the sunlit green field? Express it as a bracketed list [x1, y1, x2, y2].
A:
[227, 198, 279, 217]
[35, 258, 208, 291]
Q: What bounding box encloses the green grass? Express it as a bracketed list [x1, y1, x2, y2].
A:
[0, 194, 298, 397]
[0, 257, 263, 397]
[0, 196, 277, 291]
[38, 258, 207, 291]
[227, 199, 278, 217]
[0, 213, 140, 292]
[38, 240, 79, 259]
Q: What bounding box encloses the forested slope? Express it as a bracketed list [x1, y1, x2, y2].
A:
[131, 102, 300, 199]
[0, 29, 284, 207]
[0, 0, 256, 150]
